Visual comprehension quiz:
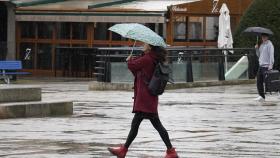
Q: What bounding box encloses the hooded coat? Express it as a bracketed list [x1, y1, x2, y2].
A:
[127, 51, 158, 114]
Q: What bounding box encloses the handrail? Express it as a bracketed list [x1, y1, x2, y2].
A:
[96, 47, 255, 52]
[54, 46, 257, 81]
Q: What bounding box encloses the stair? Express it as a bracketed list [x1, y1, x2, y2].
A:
[0, 85, 73, 119]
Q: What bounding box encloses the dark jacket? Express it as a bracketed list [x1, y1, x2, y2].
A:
[127, 51, 158, 114]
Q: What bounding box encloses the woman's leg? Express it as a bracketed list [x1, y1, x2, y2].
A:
[124, 113, 144, 148]
[150, 117, 173, 149]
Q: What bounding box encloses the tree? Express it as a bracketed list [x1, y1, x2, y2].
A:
[234, 0, 280, 70]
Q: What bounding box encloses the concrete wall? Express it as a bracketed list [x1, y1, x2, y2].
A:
[6, 2, 16, 60]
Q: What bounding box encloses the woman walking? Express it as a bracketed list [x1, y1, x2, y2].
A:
[108, 43, 179, 158]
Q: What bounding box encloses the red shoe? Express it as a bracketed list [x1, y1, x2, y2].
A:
[108, 145, 128, 158]
[165, 148, 179, 158]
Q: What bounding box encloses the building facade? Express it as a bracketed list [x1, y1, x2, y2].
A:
[1, 0, 253, 76]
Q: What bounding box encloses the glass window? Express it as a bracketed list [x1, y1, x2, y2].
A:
[37, 44, 52, 69]
[94, 23, 110, 40]
[206, 17, 219, 41]
[146, 23, 165, 39]
[0, 4, 7, 42]
[112, 32, 128, 41]
[173, 16, 187, 42]
[146, 23, 155, 31]
[38, 22, 53, 39]
[0, 42, 7, 60]
[156, 23, 164, 39]
[19, 43, 35, 69]
[55, 44, 70, 70]
[57, 23, 71, 39]
[20, 22, 36, 38]
[72, 23, 87, 40]
[71, 44, 88, 47]
[188, 17, 204, 42]
[112, 32, 122, 41]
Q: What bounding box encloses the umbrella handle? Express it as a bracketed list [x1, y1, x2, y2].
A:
[130, 40, 136, 56]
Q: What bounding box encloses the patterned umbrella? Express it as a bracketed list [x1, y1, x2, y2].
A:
[109, 23, 167, 47]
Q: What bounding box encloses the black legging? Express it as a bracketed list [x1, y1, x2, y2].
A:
[124, 112, 173, 149]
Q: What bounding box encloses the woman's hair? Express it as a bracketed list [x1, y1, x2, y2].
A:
[150, 45, 168, 63]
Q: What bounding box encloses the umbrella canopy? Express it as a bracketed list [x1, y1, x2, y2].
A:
[109, 23, 167, 47]
[218, 3, 233, 49]
[243, 27, 273, 35]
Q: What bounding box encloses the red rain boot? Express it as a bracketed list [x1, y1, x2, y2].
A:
[108, 145, 128, 158]
[165, 147, 179, 158]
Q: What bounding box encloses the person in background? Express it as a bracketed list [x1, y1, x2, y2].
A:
[254, 33, 274, 102]
[108, 43, 179, 158]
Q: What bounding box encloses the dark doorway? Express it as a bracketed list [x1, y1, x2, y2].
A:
[0, 2, 7, 60]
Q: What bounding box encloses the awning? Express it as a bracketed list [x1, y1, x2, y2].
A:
[15, 0, 199, 23]
[14, 0, 199, 11]
[16, 11, 165, 23]
[89, 0, 200, 11]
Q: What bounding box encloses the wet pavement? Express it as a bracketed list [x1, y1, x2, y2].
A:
[0, 82, 280, 158]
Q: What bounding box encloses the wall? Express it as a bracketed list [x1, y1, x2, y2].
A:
[6, 2, 16, 60]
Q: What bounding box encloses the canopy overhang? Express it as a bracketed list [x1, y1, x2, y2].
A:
[15, 11, 166, 23]
[14, 0, 199, 23]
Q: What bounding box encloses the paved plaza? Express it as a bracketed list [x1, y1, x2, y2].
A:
[0, 82, 280, 158]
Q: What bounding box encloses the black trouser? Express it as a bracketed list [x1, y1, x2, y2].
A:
[124, 112, 173, 149]
[257, 67, 268, 99]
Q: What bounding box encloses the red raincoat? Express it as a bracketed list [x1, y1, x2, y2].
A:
[127, 51, 158, 114]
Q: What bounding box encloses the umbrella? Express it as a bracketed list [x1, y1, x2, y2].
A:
[108, 23, 167, 48]
[218, 3, 233, 72]
[243, 27, 273, 45]
[243, 27, 273, 35]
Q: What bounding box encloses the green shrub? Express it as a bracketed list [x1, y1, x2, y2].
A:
[234, 0, 280, 69]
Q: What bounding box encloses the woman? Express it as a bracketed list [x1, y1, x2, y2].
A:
[108, 43, 179, 158]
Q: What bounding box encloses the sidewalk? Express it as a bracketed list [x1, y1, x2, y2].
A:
[0, 82, 279, 157]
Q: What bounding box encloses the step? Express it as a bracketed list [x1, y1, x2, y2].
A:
[0, 85, 41, 103]
[0, 101, 73, 119]
[89, 80, 256, 91]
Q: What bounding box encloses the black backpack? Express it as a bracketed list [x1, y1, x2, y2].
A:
[146, 62, 173, 96]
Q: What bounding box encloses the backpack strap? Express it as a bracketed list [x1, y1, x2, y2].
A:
[143, 59, 158, 85]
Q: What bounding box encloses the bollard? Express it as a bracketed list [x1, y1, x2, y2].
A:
[218, 55, 225, 81]
[186, 55, 193, 82]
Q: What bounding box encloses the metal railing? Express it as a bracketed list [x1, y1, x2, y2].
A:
[54, 46, 257, 81]
[94, 47, 257, 82]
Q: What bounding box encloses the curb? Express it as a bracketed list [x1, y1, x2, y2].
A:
[89, 79, 256, 91]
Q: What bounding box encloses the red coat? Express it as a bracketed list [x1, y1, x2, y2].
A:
[127, 51, 158, 114]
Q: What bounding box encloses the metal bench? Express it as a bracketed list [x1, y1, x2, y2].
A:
[0, 61, 31, 84]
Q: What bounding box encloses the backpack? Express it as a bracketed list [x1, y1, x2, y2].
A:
[147, 62, 174, 96]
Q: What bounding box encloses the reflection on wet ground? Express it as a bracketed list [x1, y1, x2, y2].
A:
[0, 83, 280, 157]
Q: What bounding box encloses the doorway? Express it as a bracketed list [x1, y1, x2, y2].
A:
[0, 2, 7, 60]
